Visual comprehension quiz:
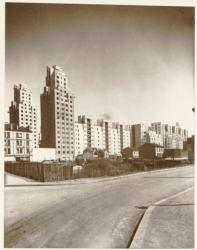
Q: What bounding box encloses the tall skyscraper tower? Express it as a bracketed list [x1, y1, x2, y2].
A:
[40, 65, 75, 161]
[9, 84, 39, 148]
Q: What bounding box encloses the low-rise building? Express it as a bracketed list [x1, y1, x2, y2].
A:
[163, 149, 188, 160]
[183, 135, 194, 161]
[139, 143, 164, 159]
[4, 123, 33, 161]
[132, 148, 139, 159]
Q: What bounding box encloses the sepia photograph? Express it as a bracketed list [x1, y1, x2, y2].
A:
[3, 1, 195, 248]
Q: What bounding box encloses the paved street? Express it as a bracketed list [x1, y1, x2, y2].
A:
[5, 165, 194, 248]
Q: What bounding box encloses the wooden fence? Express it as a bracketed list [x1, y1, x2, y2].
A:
[5, 161, 73, 182]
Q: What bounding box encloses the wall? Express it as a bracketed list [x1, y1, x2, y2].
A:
[31, 148, 56, 162]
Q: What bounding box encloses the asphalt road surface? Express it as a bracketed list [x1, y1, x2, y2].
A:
[5, 165, 194, 248]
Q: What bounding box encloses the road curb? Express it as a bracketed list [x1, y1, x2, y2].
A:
[129, 186, 194, 248]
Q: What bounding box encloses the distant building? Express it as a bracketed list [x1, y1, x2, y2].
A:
[131, 148, 139, 159]
[121, 124, 131, 150]
[183, 135, 194, 161]
[139, 143, 164, 159]
[110, 122, 121, 155]
[145, 130, 163, 146]
[93, 124, 105, 150]
[151, 122, 188, 150]
[96, 119, 121, 156]
[151, 122, 165, 146]
[40, 65, 75, 161]
[131, 123, 147, 148]
[4, 123, 33, 161]
[163, 149, 188, 160]
[75, 122, 86, 157]
[9, 84, 39, 148]
[78, 116, 94, 148]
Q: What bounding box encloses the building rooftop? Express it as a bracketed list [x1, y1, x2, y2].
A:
[4, 123, 32, 133]
[140, 143, 164, 148]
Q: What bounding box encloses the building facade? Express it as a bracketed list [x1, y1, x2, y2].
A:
[75, 122, 86, 156]
[40, 65, 75, 161]
[131, 123, 147, 149]
[145, 130, 163, 146]
[151, 122, 165, 146]
[151, 122, 188, 150]
[78, 116, 94, 148]
[4, 123, 33, 161]
[139, 143, 164, 159]
[9, 84, 39, 148]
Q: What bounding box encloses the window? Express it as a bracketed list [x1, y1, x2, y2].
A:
[5, 132, 10, 138]
[17, 140, 22, 146]
[16, 132, 22, 138]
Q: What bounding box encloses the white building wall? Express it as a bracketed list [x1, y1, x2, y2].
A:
[146, 130, 163, 146]
[75, 122, 85, 156]
[109, 127, 120, 155]
[4, 128, 33, 160]
[93, 125, 104, 150]
[31, 148, 56, 162]
[123, 128, 131, 149]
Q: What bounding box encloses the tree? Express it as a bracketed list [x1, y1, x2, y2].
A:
[83, 147, 93, 154]
[97, 149, 105, 158]
[121, 147, 132, 161]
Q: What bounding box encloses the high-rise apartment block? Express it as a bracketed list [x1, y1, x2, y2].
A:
[151, 122, 188, 149]
[75, 122, 86, 156]
[9, 84, 39, 148]
[78, 116, 94, 148]
[151, 122, 165, 146]
[96, 119, 121, 155]
[40, 65, 75, 161]
[131, 123, 147, 148]
[145, 130, 163, 146]
[6, 66, 191, 162]
[75, 117, 132, 157]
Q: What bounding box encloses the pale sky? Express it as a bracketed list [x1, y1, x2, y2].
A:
[5, 3, 195, 134]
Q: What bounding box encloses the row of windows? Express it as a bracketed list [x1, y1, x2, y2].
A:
[56, 103, 73, 109]
[57, 138, 74, 143]
[58, 150, 74, 154]
[56, 75, 66, 80]
[5, 148, 30, 154]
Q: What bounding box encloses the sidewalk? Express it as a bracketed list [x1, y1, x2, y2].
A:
[130, 187, 194, 248]
[4, 172, 37, 185]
